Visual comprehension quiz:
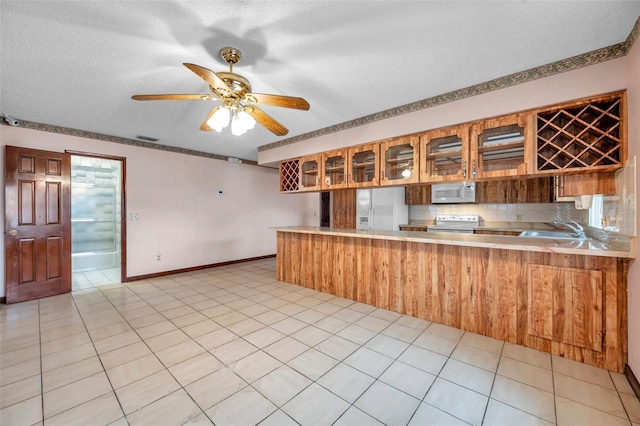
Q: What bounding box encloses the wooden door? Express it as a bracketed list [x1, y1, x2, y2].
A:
[5, 146, 71, 303]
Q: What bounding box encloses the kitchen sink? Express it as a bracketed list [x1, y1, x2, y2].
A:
[519, 230, 586, 239]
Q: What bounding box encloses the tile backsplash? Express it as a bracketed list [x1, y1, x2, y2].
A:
[602, 156, 636, 236]
[409, 156, 637, 237]
[409, 202, 587, 224]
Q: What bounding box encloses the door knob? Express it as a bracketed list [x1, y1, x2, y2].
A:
[8, 230, 18, 236]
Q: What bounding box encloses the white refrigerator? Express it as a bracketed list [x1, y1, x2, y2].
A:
[356, 187, 408, 231]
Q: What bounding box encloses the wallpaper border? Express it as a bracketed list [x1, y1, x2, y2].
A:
[2, 17, 638, 163]
[258, 16, 640, 153]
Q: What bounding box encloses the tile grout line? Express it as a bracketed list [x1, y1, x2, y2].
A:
[94, 281, 210, 424]
[38, 298, 45, 425]
[69, 289, 130, 425]
[18, 258, 639, 426]
[609, 370, 634, 424]
[480, 341, 506, 426]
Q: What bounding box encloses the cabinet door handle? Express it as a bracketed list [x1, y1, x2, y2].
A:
[463, 161, 467, 179]
[472, 160, 477, 178]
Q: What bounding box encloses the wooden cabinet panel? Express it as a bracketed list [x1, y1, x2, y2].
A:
[399, 226, 428, 231]
[348, 144, 379, 187]
[298, 155, 321, 192]
[472, 113, 532, 179]
[322, 150, 348, 189]
[476, 177, 552, 204]
[279, 92, 626, 192]
[527, 264, 603, 351]
[277, 231, 627, 371]
[474, 230, 522, 236]
[419, 125, 470, 182]
[380, 136, 420, 186]
[280, 159, 300, 192]
[332, 189, 356, 229]
[557, 172, 616, 197]
[405, 185, 431, 205]
[535, 92, 625, 174]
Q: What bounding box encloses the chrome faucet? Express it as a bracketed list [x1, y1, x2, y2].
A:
[554, 220, 587, 239]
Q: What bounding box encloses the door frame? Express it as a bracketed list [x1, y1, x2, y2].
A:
[66, 150, 127, 283]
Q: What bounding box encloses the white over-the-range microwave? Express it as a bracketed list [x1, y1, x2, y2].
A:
[431, 182, 476, 204]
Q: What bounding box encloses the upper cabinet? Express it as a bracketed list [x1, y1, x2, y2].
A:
[322, 149, 348, 190]
[280, 159, 300, 192]
[298, 155, 322, 192]
[278, 91, 626, 193]
[534, 92, 626, 174]
[348, 143, 379, 188]
[420, 125, 470, 183]
[380, 136, 420, 186]
[472, 113, 532, 179]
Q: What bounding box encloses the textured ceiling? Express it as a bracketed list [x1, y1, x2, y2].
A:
[1, 1, 639, 162]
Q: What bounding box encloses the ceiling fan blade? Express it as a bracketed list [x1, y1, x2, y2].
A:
[199, 106, 221, 131]
[131, 94, 213, 101]
[183, 63, 231, 94]
[248, 93, 310, 110]
[247, 106, 289, 136]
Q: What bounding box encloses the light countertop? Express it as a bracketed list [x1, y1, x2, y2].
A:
[399, 221, 574, 232]
[271, 226, 635, 259]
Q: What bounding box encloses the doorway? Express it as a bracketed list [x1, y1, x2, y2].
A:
[70, 153, 125, 290]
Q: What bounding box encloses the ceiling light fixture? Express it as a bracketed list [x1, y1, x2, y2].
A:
[132, 46, 309, 137]
[206, 100, 256, 135]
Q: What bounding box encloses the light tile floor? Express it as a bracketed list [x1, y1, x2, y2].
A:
[73, 268, 121, 290]
[2, 258, 639, 426]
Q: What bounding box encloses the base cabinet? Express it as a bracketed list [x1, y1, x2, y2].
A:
[528, 264, 603, 352]
[276, 231, 628, 372]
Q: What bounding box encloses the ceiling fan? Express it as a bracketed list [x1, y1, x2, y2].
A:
[132, 47, 310, 136]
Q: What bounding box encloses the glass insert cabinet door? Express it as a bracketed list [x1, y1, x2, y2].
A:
[472, 113, 531, 178]
[380, 136, 420, 186]
[348, 144, 379, 187]
[420, 125, 470, 183]
[299, 155, 321, 191]
[322, 150, 348, 189]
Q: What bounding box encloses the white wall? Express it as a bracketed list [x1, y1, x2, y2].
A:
[0, 126, 319, 297]
[626, 37, 640, 377]
[259, 56, 628, 165]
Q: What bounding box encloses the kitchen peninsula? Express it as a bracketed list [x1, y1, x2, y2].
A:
[273, 226, 633, 372]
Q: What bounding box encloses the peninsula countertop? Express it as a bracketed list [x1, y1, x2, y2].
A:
[271, 226, 635, 259]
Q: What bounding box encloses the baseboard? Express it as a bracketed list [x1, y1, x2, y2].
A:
[625, 364, 640, 400]
[125, 254, 276, 282]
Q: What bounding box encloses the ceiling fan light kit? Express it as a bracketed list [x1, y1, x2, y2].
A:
[132, 47, 310, 137]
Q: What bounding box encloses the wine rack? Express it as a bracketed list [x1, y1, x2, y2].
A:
[279, 159, 300, 192]
[536, 95, 624, 172]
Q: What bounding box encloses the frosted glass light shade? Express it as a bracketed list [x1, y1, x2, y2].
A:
[231, 111, 256, 135]
[207, 107, 230, 132]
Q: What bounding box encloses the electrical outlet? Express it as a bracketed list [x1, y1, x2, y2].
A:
[516, 214, 522, 221]
[157, 254, 161, 261]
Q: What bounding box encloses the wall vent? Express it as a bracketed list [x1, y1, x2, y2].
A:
[136, 135, 158, 142]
